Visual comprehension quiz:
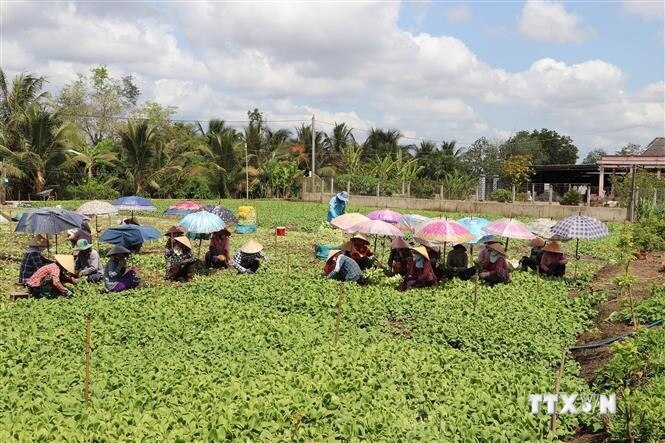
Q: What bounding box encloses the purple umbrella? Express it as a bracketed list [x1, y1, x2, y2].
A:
[367, 209, 402, 224]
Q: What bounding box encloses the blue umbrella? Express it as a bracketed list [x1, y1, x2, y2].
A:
[100, 225, 161, 249]
[179, 211, 225, 234]
[112, 196, 157, 216]
[15, 207, 85, 234]
[457, 217, 492, 244]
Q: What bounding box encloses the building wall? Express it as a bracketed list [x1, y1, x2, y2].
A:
[305, 192, 626, 222]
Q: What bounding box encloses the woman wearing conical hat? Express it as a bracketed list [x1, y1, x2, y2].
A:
[386, 237, 411, 277]
[444, 244, 476, 281]
[538, 241, 568, 277]
[398, 246, 437, 291]
[323, 249, 365, 284]
[18, 235, 52, 285]
[206, 228, 232, 270]
[232, 239, 269, 274]
[25, 254, 77, 298]
[165, 236, 197, 282]
[478, 243, 510, 286]
[520, 237, 546, 272]
[104, 245, 141, 292]
[347, 232, 377, 270]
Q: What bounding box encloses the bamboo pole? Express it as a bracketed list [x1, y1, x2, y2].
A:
[334, 285, 344, 346]
[549, 351, 567, 435]
[85, 315, 91, 402]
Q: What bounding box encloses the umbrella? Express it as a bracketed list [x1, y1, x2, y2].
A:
[15, 207, 86, 253]
[397, 214, 429, 232]
[457, 217, 491, 243]
[414, 219, 475, 244]
[77, 200, 119, 235]
[164, 201, 204, 216]
[179, 211, 225, 234]
[348, 219, 404, 237]
[551, 215, 609, 275]
[331, 213, 370, 231]
[482, 218, 536, 251]
[112, 196, 157, 216]
[204, 205, 238, 226]
[367, 209, 402, 223]
[528, 218, 571, 242]
[0, 212, 9, 224]
[100, 225, 162, 248]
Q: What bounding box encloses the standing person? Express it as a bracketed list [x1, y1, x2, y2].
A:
[67, 220, 93, 247]
[73, 239, 103, 283]
[232, 239, 269, 274]
[18, 235, 51, 284]
[326, 191, 349, 222]
[165, 236, 197, 282]
[445, 244, 476, 280]
[520, 237, 546, 271]
[539, 241, 569, 277]
[206, 228, 231, 269]
[25, 255, 77, 298]
[398, 246, 437, 290]
[479, 243, 510, 286]
[104, 245, 140, 293]
[324, 249, 365, 284]
[386, 237, 411, 277]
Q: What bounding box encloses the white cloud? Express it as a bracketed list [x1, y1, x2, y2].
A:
[518, 0, 594, 43]
[622, 1, 665, 21]
[447, 5, 472, 22]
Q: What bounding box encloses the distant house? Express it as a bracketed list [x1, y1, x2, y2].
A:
[597, 137, 665, 197]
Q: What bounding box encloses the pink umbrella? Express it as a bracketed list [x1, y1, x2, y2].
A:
[164, 200, 204, 215]
[482, 218, 536, 251]
[367, 209, 402, 224]
[414, 219, 475, 244]
[349, 219, 404, 237]
[331, 213, 370, 231]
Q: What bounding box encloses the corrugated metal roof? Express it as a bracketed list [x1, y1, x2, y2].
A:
[643, 137, 665, 156]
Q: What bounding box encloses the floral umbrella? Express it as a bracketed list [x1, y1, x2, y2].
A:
[204, 205, 238, 226]
[164, 201, 205, 216]
[482, 218, 536, 251]
[414, 219, 475, 245]
[348, 219, 404, 237]
[457, 217, 492, 244]
[331, 213, 370, 231]
[367, 209, 402, 224]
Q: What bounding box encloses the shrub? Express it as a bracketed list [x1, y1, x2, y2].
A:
[491, 188, 513, 202]
[64, 178, 120, 200]
[560, 189, 582, 206]
[156, 175, 215, 199]
[411, 180, 435, 198]
[633, 216, 665, 251]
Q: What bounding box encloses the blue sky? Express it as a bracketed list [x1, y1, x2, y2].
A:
[2, 1, 664, 159]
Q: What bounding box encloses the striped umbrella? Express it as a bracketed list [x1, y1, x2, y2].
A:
[397, 214, 429, 232]
[482, 218, 536, 251]
[331, 213, 370, 231]
[551, 215, 609, 265]
[367, 209, 402, 224]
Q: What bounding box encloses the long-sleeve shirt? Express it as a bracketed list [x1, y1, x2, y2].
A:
[326, 196, 347, 222]
[232, 250, 269, 274]
[539, 252, 568, 272]
[446, 250, 469, 271]
[406, 260, 437, 287]
[209, 236, 230, 257]
[19, 249, 49, 284]
[104, 258, 126, 291]
[75, 250, 102, 276]
[327, 254, 363, 282]
[25, 263, 74, 294]
[482, 257, 510, 283]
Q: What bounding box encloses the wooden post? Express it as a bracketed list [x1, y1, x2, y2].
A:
[286, 245, 290, 275]
[587, 188, 591, 207]
[274, 229, 278, 254]
[376, 182, 380, 197]
[347, 180, 350, 194]
[512, 184, 516, 203]
[407, 182, 411, 198]
[549, 351, 567, 435]
[440, 185, 444, 200]
[531, 183, 535, 203]
[549, 186, 553, 205]
[334, 285, 344, 345]
[85, 315, 91, 402]
[330, 177, 334, 193]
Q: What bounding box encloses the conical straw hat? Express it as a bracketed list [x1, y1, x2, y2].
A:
[174, 236, 192, 249]
[240, 239, 263, 254]
[391, 237, 409, 249]
[54, 254, 76, 274]
[327, 249, 342, 260]
[411, 246, 430, 260]
[543, 241, 563, 254]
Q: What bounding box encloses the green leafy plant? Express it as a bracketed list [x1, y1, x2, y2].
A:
[559, 189, 582, 206]
[491, 188, 513, 203]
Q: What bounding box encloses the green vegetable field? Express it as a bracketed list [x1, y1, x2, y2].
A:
[0, 200, 661, 441]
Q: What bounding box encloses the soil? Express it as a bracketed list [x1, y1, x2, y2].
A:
[567, 251, 663, 443]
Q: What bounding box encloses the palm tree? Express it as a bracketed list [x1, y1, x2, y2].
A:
[0, 69, 48, 152]
[198, 120, 246, 197]
[362, 128, 402, 159]
[118, 120, 160, 194]
[0, 106, 75, 194]
[323, 122, 355, 153]
[64, 139, 118, 179]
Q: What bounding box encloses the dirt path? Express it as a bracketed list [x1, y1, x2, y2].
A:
[568, 252, 663, 443]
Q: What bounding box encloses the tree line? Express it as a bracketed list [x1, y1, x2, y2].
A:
[0, 65, 643, 201]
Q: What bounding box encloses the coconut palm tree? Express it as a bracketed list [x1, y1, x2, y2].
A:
[0, 69, 48, 152]
[118, 120, 160, 194]
[64, 139, 118, 179]
[198, 119, 246, 197]
[362, 128, 402, 159]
